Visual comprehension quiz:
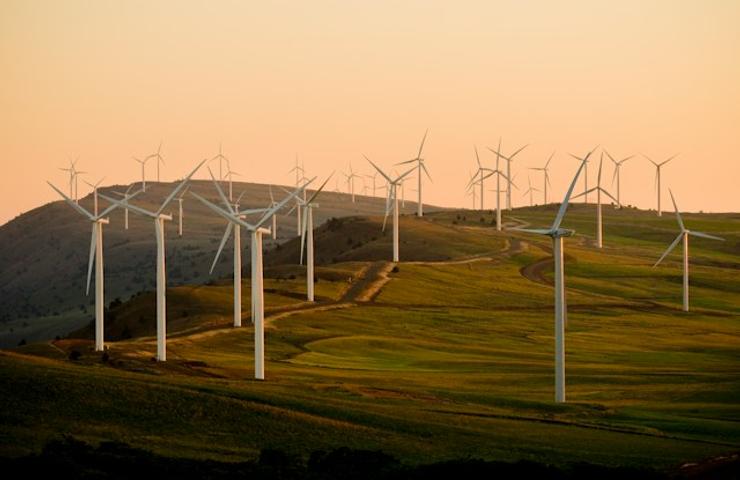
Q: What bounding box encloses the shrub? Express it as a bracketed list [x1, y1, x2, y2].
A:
[68, 350, 82, 361]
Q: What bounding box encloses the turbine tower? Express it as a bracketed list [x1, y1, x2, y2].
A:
[495, 141, 528, 211]
[644, 154, 677, 216]
[653, 189, 724, 312]
[47, 182, 131, 352]
[511, 147, 594, 403]
[530, 152, 554, 205]
[194, 182, 309, 380]
[604, 150, 633, 208]
[288, 157, 306, 234]
[224, 159, 240, 202]
[211, 143, 229, 181]
[571, 153, 618, 248]
[176, 186, 189, 237]
[112, 185, 137, 230]
[100, 160, 205, 361]
[396, 130, 431, 217]
[365, 156, 415, 262]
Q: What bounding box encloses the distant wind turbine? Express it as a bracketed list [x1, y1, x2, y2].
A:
[211, 143, 229, 181]
[511, 147, 595, 403]
[467, 146, 494, 210]
[100, 160, 206, 361]
[396, 130, 431, 217]
[133, 156, 149, 192]
[112, 185, 136, 230]
[288, 157, 306, 234]
[366, 156, 415, 262]
[653, 189, 724, 312]
[572, 153, 618, 248]
[176, 186, 189, 237]
[523, 175, 541, 207]
[488, 140, 526, 230]
[530, 152, 554, 205]
[604, 150, 633, 208]
[83, 176, 106, 216]
[493, 141, 528, 211]
[146, 142, 165, 183]
[644, 154, 677, 216]
[343, 162, 361, 203]
[47, 182, 136, 352]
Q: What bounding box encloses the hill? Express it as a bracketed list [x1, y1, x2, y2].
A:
[1, 204, 738, 475]
[0, 180, 443, 347]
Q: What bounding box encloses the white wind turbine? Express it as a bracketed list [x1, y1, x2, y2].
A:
[465, 170, 478, 209]
[113, 185, 137, 230]
[523, 175, 541, 207]
[343, 162, 361, 203]
[604, 150, 633, 208]
[511, 148, 594, 403]
[224, 159, 240, 202]
[482, 140, 509, 231]
[100, 160, 206, 361]
[653, 189, 724, 312]
[571, 153, 619, 248]
[193, 181, 309, 380]
[212, 143, 229, 181]
[146, 142, 166, 183]
[83, 176, 106, 216]
[365, 156, 415, 262]
[267, 185, 280, 240]
[297, 175, 333, 302]
[396, 130, 431, 217]
[59, 158, 80, 202]
[288, 158, 306, 234]
[530, 152, 554, 205]
[468, 146, 494, 211]
[495, 141, 528, 211]
[133, 155, 149, 192]
[47, 182, 135, 352]
[644, 154, 677, 216]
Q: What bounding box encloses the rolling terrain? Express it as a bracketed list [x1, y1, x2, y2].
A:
[0, 181, 441, 347]
[0, 202, 739, 476]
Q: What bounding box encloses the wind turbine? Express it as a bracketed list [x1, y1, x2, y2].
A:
[211, 143, 229, 181]
[523, 175, 541, 207]
[488, 138, 526, 232]
[59, 158, 79, 201]
[133, 156, 149, 192]
[365, 156, 415, 262]
[465, 170, 478, 209]
[396, 130, 431, 217]
[224, 159, 240, 202]
[47, 182, 135, 352]
[530, 152, 554, 205]
[468, 146, 494, 211]
[343, 162, 361, 203]
[112, 185, 137, 230]
[495, 141, 528, 211]
[644, 154, 677, 216]
[267, 185, 280, 240]
[575, 153, 591, 203]
[100, 160, 206, 361]
[288, 157, 306, 234]
[193, 181, 309, 380]
[604, 150, 633, 208]
[298, 175, 333, 301]
[511, 147, 594, 403]
[146, 142, 166, 183]
[83, 176, 106, 216]
[571, 153, 618, 248]
[653, 189, 724, 312]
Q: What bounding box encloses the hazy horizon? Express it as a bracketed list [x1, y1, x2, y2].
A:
[2, 0, 739, 225]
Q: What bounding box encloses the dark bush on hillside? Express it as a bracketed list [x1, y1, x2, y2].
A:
[17, 338, 26, 346]
[392, 266, 399, 273]
[68, 350, 81, 361]
[101, 352, 109, 363]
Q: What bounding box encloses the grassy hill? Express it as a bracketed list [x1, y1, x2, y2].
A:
[0, 180, 442, 347]
[0, 204, 738, 475]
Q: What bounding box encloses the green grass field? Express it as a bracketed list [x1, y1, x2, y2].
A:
[1, 205, 738, 473]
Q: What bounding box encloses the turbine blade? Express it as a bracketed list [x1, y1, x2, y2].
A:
[422, 162, 432, 182]
[98, 193, 157, 218]
[208, 167, 235, 214]
[300, 207, 309, 265]
[510, 227, 553, 235]
[47, 181, 94, 220]
[417, 129, 428, 159]
[688, 231, 725, 241]
[653, 233, 683, 267]
[306, 172, 334, 205]
[551, 148, 592, 231]
[257, 179, 313, 228]
[191, 192, 253, 230]
[365, 155, 393, 184]
[668, 189, 684, 231]
[210, 223, 234, 274]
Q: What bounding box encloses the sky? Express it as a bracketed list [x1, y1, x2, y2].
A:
[1, 0, 739, 225]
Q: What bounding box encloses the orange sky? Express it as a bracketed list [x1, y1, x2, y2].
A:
[1, 0, 739, 225]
